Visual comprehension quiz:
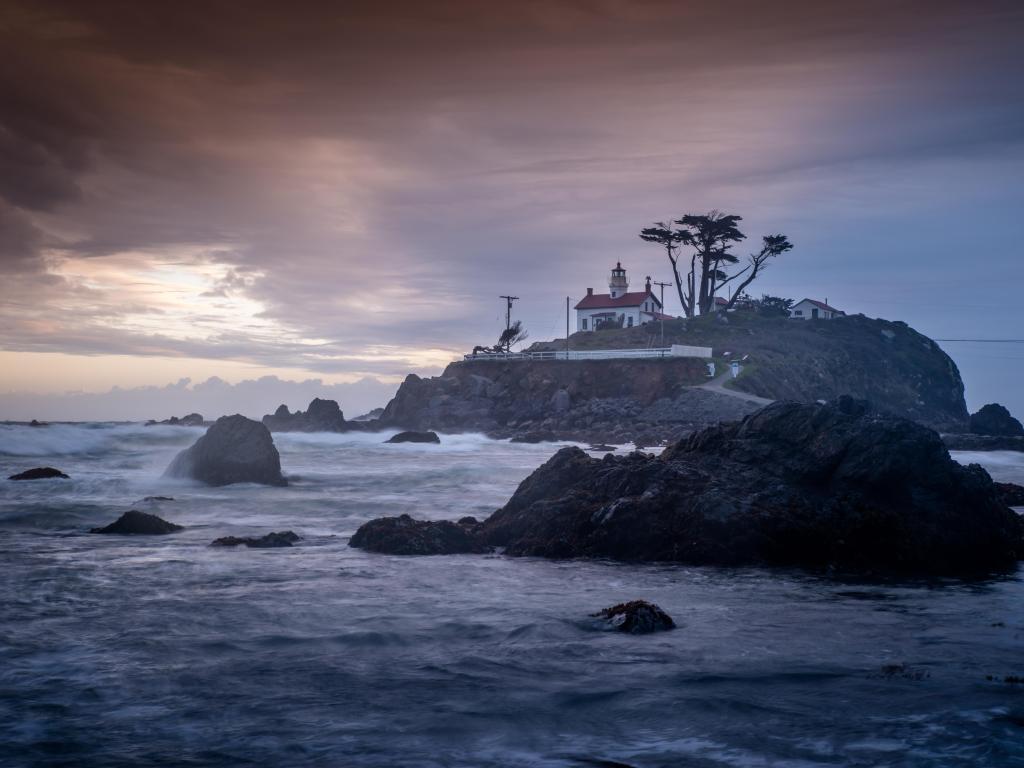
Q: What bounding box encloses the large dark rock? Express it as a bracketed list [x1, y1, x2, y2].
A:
[386, 430, 440, 444]
[9, 467, 69, 481]
[350, 514, 483, 555]
[164, 415, 287, 486]
[969, 403, 1024, 437]
[91, 510, 184, 534]
[995, 482, 1024, 507]
[476, 398, 1022, 573]
[592, 600, 676, 634]
[262, 398, 347, 432]
[211, 531, 300, 548]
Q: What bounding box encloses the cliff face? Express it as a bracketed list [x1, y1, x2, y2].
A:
[380, 357, 743, 442]
[530, 312, 969, 432]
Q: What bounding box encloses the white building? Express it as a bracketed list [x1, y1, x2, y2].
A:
[790, 298, 844, 320]
[574, 263, 671, 332]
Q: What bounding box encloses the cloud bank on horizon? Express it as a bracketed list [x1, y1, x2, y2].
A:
[1, 0, 1023, 418]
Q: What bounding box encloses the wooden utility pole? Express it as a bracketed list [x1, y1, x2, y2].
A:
[565, 296, 570, 359]
[499, 295, 519, 333]
[653, 280, 672, 346]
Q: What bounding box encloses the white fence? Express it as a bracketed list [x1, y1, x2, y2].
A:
[463, 344, 712, 362]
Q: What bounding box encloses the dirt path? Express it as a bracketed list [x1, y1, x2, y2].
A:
[697, 370, 775, 407]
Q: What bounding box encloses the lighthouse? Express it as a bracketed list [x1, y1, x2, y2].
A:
[608, 262, 628, 298]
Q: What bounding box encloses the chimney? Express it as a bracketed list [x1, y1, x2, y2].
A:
[645, 275, 651, 292]
[587, 287, 593, 295]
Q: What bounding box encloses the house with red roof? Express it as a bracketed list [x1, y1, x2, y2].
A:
[574, 263, 670, 332]
[789, 298, 844, 320]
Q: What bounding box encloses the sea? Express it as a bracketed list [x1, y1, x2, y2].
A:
[1, 423, 1023, 767]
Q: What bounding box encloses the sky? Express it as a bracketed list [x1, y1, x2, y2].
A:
[1, 0, 1023, 420]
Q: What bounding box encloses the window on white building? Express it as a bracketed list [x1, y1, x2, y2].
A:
[627, 316, 634, 327]
[582, 318, 588, 330]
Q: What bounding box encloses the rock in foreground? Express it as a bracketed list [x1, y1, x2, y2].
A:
[8, 467, 69, 481]
[350, 514, 482, 555]
[91, 510, 183, 534]
[386, 430, 440, 444]
[593, 600, 676, 634]
[211, 531, 300, 548]
[164, 415, 287, 486]
[479, 398, 1022, 573]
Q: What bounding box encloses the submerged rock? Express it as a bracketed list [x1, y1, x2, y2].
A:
[592, 600, 676, 634]
[350, 514, 482, 555]
[478, 397, 1023, 573]
[385, 430, 440, 444]
[164, 415, 287, 487]
[147, 413, 205, 427]
[8, 467, 69, 481]
[91, 510, 183, 535]
[211, 531, 300, 548]
[969, 403, 1024, 437]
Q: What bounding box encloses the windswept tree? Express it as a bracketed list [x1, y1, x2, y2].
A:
[640, 211, 791, 315]
[497, 320, 528, 352]
[721, 235, 793, 311]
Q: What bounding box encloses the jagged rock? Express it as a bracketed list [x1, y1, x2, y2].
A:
[477, 398, 1023, 573]
[262, 398, 347, 432]
[350, 514, 483, 555]
[995, 482, 1024, 507]
[91, 510, 183, 535]
[351, 407, 384, 422]
[147, 413, 205, 427]
[211, 531, 300, 548]
[9, 467, 69, 481]
[592, 600, 676, 634]
[385, 430, 440, 444]
[164, 415, 287, 486]
[969, 403, 1024, 437]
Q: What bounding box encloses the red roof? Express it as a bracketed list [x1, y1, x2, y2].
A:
[643, 311, 675, 321]
[575, 290, 659, 310]
[797, 298, 843, 313]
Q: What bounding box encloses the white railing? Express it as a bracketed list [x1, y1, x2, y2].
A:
[463, 344, 712, 362]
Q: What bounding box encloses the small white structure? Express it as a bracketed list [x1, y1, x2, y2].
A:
[574, 263, 671, 332]
[790, 298, 844, 320]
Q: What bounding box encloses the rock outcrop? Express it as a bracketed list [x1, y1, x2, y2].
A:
[350, 514, 484, 555]
[385, 430, 440, 444]
[91, 510, 184, 534]
[969, 403, 1024, 437]
[352, 398, 1023, 574]
[592, 600, 676, 634]
[996, 482, 1024, 507]
[262, 398, 347, 432]
[211, 531, 300, 548]
[942, 434, 1024, 453]
[8, 467, 69, 480]
[147, 413, 205, 427]
[164, 415, 287, 486]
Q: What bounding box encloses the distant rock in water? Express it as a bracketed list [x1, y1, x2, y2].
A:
[91, 510, 183, 534]
[995, 482, 1024, 507]
[164, 415, 287, 486]
[350, 514, 482, 555]
[28, 419, 47, 427]
[385, 430, 440, 444]
[147, 413, 205, 427]
[969, 403, 1024, 437]
[477, 397, 1022, 573]
[211, 531, 300, 548]
[352, 407, 384, 422]
[9, 467, 69, 481]
[262, 398, 346, 432]
[592, 600, 676, 634]
[942, 433, 1024, 453]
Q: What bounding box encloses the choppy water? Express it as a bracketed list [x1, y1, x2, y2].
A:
[1, 423, 1023, 767]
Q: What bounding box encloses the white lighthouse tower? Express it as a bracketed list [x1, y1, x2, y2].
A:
[608, 262, 629, 298]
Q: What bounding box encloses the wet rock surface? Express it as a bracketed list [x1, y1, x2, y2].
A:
[592, 600, 676, 634]
[164, 415, 287, 486]
[386, 430, 441, 444]
[349, 514, 483, 555]
[211, 531, 300, 548]
[90, 510, 184, 535]
[8, 467, 69, 481]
